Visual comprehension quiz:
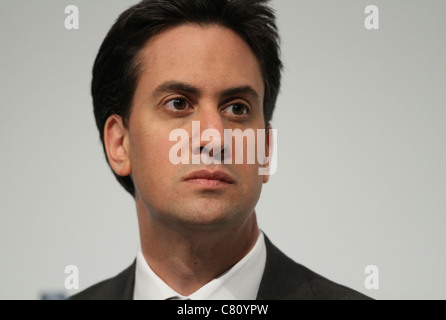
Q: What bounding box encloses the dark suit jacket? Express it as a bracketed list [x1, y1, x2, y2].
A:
[70, 236, 370, 300]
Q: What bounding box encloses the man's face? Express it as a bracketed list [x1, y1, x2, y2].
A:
[121, 24, 268, 229]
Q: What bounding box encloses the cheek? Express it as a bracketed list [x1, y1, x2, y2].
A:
[129, 129, 176, 191]
[236, 163, 264, 196]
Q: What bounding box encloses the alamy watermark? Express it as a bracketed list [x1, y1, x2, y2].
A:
[364, 265, 379, 290]
[64, 265, 79, 290]
[64, 5, 79, 30]
[169, 121, 277, 176]
[365, 5, 379, 30]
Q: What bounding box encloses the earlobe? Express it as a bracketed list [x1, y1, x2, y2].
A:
[104, 115, 132, 177]
[263, 171, 270, 184]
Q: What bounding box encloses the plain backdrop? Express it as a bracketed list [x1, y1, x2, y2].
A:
[1, 0, 445, 300]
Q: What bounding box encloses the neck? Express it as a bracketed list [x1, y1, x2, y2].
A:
[135, 197, 260, 296]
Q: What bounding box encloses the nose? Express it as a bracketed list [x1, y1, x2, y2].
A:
[191, 103, 226, 164]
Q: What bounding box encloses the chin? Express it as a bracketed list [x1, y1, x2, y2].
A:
[175, 200, 249, 229]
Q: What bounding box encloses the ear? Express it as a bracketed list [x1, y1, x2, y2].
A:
[262, 124, 274, 184]
[104, 115, 132, 177]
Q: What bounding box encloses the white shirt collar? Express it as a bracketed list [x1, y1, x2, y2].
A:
[134, 232, 266, 300]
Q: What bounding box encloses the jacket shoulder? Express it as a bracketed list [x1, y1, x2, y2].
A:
[257, 236, 372, 300]
[70, 261, 136, 300]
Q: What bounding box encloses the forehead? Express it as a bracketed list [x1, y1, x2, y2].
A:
[135, 23, 264, 97]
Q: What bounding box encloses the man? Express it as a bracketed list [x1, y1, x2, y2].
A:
[71, 0, 369, 300]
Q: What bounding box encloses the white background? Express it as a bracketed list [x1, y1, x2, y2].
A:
[1, 0, 445, 299]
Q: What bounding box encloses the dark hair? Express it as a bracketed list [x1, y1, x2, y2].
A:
[92, 0, 282, 197]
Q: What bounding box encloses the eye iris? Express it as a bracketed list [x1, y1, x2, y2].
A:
[232, 104, 245, 115]
[173, 99, 186, 110]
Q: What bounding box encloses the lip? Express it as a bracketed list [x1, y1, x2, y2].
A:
[183, 169, 236, 187]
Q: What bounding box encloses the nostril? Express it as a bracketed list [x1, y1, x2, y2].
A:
[200, 146, 225, 161]
[200, 146, 212, 157]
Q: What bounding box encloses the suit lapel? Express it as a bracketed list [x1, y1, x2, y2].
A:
[256, 235, 316, 300]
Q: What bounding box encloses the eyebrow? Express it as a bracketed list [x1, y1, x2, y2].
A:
[153, 81, 260, 102]
[154, 81, 202, 97]
[221, 86, 260, 101]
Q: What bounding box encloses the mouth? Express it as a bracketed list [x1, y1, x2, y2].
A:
[183, 169, 236, 188]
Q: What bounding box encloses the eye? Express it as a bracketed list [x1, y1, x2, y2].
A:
[165, 98, 190, 111]
[223, 103, 249, 116]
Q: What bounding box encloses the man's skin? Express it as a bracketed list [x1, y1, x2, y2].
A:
[103, 24, 272, 296]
